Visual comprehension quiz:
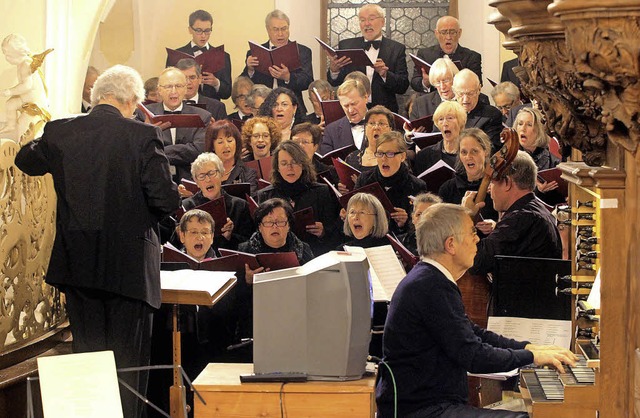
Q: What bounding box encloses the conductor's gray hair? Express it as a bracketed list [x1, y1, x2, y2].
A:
[90, 64, 145, 107]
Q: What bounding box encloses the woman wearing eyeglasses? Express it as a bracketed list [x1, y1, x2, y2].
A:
[241, 116, 281, 162]
[254, 141, 340, 255]
[291, 122, 339, 185]
[341, 193, 390, 249]
[257, 87, 304, 141]
[182, 152, 254, 250]
[354, 131, 427, 235]
[205, 120, 258, 193]
[438, 128, 499, 231]
[414, 101, 467, 176]
[344, 105, 396, 174]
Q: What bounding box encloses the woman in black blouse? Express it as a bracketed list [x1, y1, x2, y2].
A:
[413, 101, 467, 175]
[354, 131, 427, 235]
[254, 141, 340, 255]
[438, 128, 500, 229]
[205, 120, 258, 193]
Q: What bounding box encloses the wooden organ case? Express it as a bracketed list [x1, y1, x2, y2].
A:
[519, 162, 626, 417]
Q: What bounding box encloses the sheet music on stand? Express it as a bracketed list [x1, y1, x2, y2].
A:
[344, 244, 405, 302]
[586, 269, 601, 309]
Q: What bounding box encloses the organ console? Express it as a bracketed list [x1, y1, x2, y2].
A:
[518, 162, 625, 417]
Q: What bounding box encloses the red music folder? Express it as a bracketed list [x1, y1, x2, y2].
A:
[412, 132, 443, 149]
[312, 88, 345, 125]
[248, 41, 302, 76]
[392, 113, 434, 132]
[327, 180, 395, 215]
[137, 103, 206, 128]
[257, 178, 271, 190]
[221, 182, 251, 199]
[165, 46, 226, 75]
[178, 195, 227, 236]
[245, 194, 259, 219]
[181, 178, 199, 195]
[416, 159, 455, 194]
[386, 233, 419, 268]
[314, 143, 357, 165]
[537, 167, 568, 198]
[315, 37, 374, 67]
[245, 155, 273, 181]
[162, 243, 240, 271]
[409, 53, 431, 75]
[292, 207, 315, 238]
[332, 157, 361, 191]
[218, 249, 300, 271]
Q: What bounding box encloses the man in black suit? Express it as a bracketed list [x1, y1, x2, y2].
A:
[327, 4, 409, 113]
[15, 65, 180, 418]
[242, 9, 313, 115]
[411, 16, 482, 94]
[145, 67, 211, 182]
[168, 9, 232, 100]
[176, 58, 227, 121]
[453, 69, 503, 152]
[319, 78, 369, 154]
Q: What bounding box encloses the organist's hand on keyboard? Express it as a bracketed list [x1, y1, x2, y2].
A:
[525, 344, 579, 373]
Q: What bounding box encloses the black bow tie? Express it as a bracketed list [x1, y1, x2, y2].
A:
[164, 110, 181, 115]
[193, 45, 207, 53]
[364, 40, 381, 51]
[184, 100, 196, 105]
[241, 115, 251, 121]
[350, 120, 365, 127]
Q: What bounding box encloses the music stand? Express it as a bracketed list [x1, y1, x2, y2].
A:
[160, 269, 236, 418]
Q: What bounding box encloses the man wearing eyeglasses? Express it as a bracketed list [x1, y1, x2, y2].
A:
[176, 58, 227, 122]
[242, 9, 313, 115]
[410, 16, 482, 94]
[452, 69, 503, 153]
[143, 67, 211, 182]
[167, 9, 232, 100]
[327, 4, 409, 113]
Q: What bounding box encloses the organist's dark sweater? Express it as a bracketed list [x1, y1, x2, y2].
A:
[376, 261, 534, 417]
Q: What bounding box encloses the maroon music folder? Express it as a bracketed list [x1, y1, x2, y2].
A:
[162, 243, 241, 271]
[392, 113, 434, 132]
[386, 233, 419, 268]
[245, 194, 259, 219]
[185, 195, 228, 236]
[312, 88, 345, 125]
[218, 249, 300, 271]
[316, 37, 374, 67]
[409, 53, 431, 75]
[314, 144, 357, 166]
[137, 103, 206, 128]
[181, 178, 199, 195]
[416, 160, 455, 194]
[221, 183, 251, 199]
[292, 207, 315, 238]
[245, 156, 273, 181]
[325, 179, 395, 215]
[331, 158, 360, 191]
[537, 167, 568, 198]
[412, 132, 443, 149]
[165, 46, 226, 75]
[248, 41, 302, 76]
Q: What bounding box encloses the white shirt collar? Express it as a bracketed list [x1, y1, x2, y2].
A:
[163, 104, 184, 112]
[190, 41, 209, 50]
[420, 257, 456, 285]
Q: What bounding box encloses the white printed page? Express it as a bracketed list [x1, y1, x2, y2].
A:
[487, 316, 572, 349]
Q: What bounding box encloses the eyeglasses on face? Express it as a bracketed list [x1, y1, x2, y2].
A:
[185, 74, 199, 81]
[191, 27, 212, 35]
[260, 220, 289, 228]
[186, 230, 213, 237]
[159, 84, 186, 91]
[359, 16, 383, 24]
[270, 26, 289, 34]
[348, 210, 376, 218]
[374, 151, 404, 158]
[293, 138, 314, 145]
[279, 160, 301, 168]
[195, 169, 220, 181]
[438, 29, 459, 36]
[251, 133, 271, 140]
[366, 122, 390, 128]
[436, 115, 458, 124]
[455, 90, 479, 98]
[433, 79, 453, 87]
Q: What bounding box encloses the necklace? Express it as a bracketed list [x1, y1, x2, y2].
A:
[224, 165, 235, 176]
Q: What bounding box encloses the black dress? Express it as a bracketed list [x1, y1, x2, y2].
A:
[224, 160, 259, 194]
[414, 140, 458, 175]
[254, 180, 341, 255]
[438, 172, 500, 222]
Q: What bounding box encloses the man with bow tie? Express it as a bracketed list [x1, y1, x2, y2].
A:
[142, 67, 211, 182]
[242, 9, 313, 115]
[167, 9, 232, 100]
[327, 4, 409, 113]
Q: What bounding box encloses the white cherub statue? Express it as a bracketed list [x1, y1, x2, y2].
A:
[0, 34, 51, 141]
